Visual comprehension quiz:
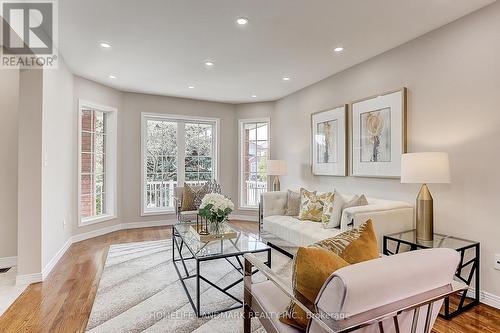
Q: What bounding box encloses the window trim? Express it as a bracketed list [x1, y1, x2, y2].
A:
[238, 118, 271, 210]
[78, 99, 118, 226]
[140, 112, 220, 216]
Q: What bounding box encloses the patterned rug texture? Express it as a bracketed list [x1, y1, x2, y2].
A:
[86, 239, 293, 333]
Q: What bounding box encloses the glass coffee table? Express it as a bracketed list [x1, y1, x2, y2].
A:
[172, 222, 271, 317]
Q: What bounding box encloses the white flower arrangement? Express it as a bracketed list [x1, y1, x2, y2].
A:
[199, 193, 235, 225]
[200, 193, 235, 213]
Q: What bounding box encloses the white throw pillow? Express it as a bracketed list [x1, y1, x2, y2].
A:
[324, 189, 345, 229]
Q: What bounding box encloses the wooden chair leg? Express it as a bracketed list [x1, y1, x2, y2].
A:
[244, 304, 252, 333]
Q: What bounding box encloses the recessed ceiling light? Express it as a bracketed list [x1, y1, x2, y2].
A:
[205, 61, 215, 67]
[236, 17, 249, 25]
[188, 85, 195, 89]
[99, 41, 112, 49]
[282, 76, 291, 81]
[108, 74, 116, 79]
[334, 46, 344, 52]
[251, 94, 257, 98]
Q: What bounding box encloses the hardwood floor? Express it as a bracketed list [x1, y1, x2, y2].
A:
[0, 222, 498, 333]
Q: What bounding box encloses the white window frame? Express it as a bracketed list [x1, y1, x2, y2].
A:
[238, 118, 271, 210]
[78, 99, 118, 226]
[141, 112, 220, 216]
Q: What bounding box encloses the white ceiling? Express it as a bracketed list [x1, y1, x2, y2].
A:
[59, 0, 495, 104]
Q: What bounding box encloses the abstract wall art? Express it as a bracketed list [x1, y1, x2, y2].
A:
[311, 105, 347, 176]
[351, 89, 407, 178]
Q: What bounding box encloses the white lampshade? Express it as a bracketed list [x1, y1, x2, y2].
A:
[267, 160, 287, 176]
[401, 152, 450, 184]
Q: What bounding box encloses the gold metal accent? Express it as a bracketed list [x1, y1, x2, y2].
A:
[416, 183, 434, 241]
[196, 214, 209, 235]
[272, 176, 280, 191]
[189, 224, 237, 242]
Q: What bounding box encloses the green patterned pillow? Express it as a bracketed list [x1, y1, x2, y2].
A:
[320, 192, 335, 224]
[299, 188, 333, 222]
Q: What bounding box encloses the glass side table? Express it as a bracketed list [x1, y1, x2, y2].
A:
[383, 230, 480, 319]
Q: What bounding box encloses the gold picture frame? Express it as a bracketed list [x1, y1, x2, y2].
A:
[350, 88, 408, 178]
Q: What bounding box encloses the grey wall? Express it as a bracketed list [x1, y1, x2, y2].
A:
[235, 102, 274, 120]
[272, 3, 500, 297]
[0, 70, 19, 262]
[41, 58, 76, 267]
[17, 69, 44, 276]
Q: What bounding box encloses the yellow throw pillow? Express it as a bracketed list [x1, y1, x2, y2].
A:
[313, 219, 379, 264]
[298, 189, 334, 222]
[279, 247, 350, 330]
[320, 192, 335, 225]
[298, 188, 322, 222]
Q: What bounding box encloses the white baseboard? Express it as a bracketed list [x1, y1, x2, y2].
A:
[467, 288, 500, 309]
[16, 272, 42, 286]
[72, 224, 122, 243]
[122, 219, 177, 229]
[42, 238, 72, 280]
[231, 214, 258, 222]
[0, 256, 17, 269]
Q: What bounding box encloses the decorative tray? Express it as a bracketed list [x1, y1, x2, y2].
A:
[189, 224, 238, 242]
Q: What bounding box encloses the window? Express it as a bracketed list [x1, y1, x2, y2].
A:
[185, 122, 214, 183]
[142, 114, 218, 215]
[78, 100, 117, 225]
[239, 119, 270, 209]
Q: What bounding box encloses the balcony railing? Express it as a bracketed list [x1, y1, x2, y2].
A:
[244, 180, 267, 207]
[146, 180, 268, 209]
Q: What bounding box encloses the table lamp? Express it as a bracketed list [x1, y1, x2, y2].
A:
[401, 152, 450, 242]
[267, 160, 287, 191]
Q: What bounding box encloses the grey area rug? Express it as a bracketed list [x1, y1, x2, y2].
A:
[86, 239, 293, 333]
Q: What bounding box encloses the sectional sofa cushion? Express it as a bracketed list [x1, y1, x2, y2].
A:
[263, 215, 341, 247]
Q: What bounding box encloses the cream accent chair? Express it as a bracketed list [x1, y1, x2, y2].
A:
[174, 180, 222, 222]
[243, 248, 466, 333]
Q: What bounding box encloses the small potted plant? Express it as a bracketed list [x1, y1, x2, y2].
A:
[198, 193, 235, 234]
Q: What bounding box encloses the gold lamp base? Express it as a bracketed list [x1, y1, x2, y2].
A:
[272, 176, 281, 191]
[416, 184, 434, 242]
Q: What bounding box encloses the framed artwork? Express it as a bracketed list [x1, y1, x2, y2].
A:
[311, 105, 347, 176]
[351, 88, 407, 178]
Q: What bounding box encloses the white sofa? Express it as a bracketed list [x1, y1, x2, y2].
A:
[260, 191, 414, 251]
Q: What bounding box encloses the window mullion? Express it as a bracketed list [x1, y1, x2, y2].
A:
[177, 121, 186, 186]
